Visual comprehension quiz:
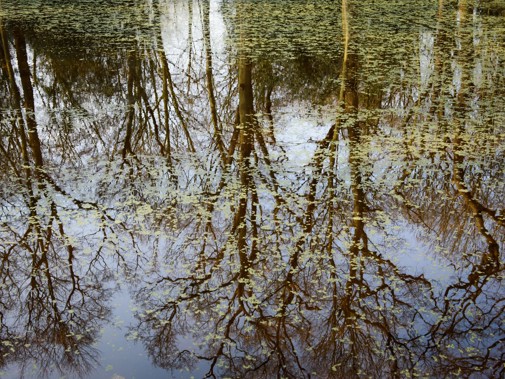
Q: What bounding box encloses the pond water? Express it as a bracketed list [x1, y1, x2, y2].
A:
[1, 0, 505, 378]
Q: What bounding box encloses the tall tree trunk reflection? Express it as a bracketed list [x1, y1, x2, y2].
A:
[202, 0, 227, 163]
[236, 56, 254, 299]
[160, 49, 174, 170]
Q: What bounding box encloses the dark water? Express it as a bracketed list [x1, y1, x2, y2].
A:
[1, 0, 504, 378]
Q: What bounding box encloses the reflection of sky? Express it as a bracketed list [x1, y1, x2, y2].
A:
[380, 220, 456, 284]
[1, 1, 504, 378]
[0, 290, 205, 379]
[160, 0, 227, 60]
[273, 103, 334, 166]
[93, 289, 198, 379]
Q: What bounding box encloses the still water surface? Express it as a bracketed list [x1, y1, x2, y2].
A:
[1, 0, 505, 378]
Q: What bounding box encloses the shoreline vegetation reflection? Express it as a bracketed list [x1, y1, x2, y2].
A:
[1, 0, 504, 378]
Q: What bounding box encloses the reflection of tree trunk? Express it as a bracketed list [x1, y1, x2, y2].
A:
[1, 26, 31, 176]
[340, 0, 361, 326]
[186, 0, 193, 92]
[238, 59, 254, 143]
[230, 11, 260, 302]
[345, 49, 362, 277]
[255, 62, 276, 144]
[122, 52, 136, 159]
[159, 50, 173, 169]
[202, 0, 226, 163]
[14, 28, 44, 169]
[326, 0, 349, 262]
[264, 80, 276, 143]
[343, 48, 362, 339]
[0, 41, 4, 68]
[235, 57, 254, 298]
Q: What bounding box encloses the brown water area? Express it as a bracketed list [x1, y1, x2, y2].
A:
[1, 0, 504, 378]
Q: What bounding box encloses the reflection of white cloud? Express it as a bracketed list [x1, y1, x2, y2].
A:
[273, 103, 336, 167]
[473, 60, 482, 88]
[159, 0, 227, 60]
[419, 30, 434, 88]
[384, 223, 456, 285]
[453, 62, 462, 94]
[160, 0, 193, 57]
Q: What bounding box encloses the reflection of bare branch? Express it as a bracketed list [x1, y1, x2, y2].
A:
[164, 57, 196, 153]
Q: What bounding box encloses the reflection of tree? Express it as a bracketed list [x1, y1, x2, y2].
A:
[128, 3, 431, 379]
[127, 2, 504, 378]
[0, 26, 121, 378]
[1, 0, 504, 378]
[388, 3, 505, 377]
